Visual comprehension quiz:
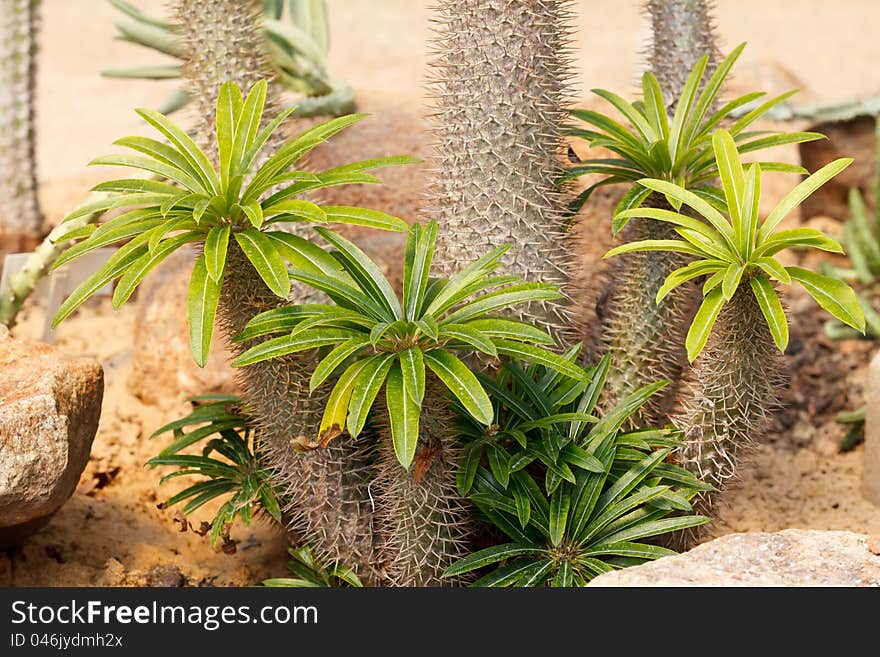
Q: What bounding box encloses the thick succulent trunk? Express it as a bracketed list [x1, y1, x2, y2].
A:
[672, 283, 782, 547]
[429, 0, 574, 345]
[217, 244, 380, 584]
[175, 0, 284, 151]
[175, 0, 378, 581]
[0, 0, 42, 243]
[598, 0, 721, 421]
[645, 0, 720, 110]
[599, 195, 696, 425]
[374, 376, 473, 586]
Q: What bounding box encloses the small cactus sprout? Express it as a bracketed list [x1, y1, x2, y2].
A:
[605, 129, 864, 542]
[566, 44, 822, 424]
[444, 353, 711, 586]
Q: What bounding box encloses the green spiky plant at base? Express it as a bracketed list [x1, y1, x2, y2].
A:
[0, 0, 42, 246]
[567, 43, 820, 424]
[50, 80, 413, 585]
[605, 130, 864, 545]
[445, 353, 711, 586]
[236, 221, 583, 585]
[428, 0, 574, 344]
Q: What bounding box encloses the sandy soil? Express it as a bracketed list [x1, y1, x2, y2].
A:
[1, 1, 879, 586]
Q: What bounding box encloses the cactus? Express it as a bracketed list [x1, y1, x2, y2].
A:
[567, 33, 820, 423]
[217, 243, 381, 583]
[672, 284, 782, 538]
[373, 377, 473, 586]
[171, 0, 381, 582]
[606, 0, 718, 420]
[644, 0, 720, 111]
[0, 0, 42, 246]
[428, 0, 575, 345]
[236, 221, 580, 585]
[175, 0, 285, 151]
[606, 130, 863, 545]
[106, 0, 354, 119]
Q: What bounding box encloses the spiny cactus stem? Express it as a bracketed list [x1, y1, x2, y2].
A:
[645, 0, 720, 110]
[599, 195, 696, 425]
[0, 0, 43, 239]
[216, 243, 380, 584]
[375, 375, 473, 586]
[673, 281, 782, 547]
[428, 0, 575, 346]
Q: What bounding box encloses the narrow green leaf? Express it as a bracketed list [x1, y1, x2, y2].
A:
[232, 329, 360, 367]
[787, 266, 865, 332]
[187, 254, 222, 367]
[750, 275, 789, 352]
[52, 241, 148, 327]
[492, 340, 586, 381]
[399, 346, 426, 405]
[113, 231, 201, 308]
[442, 543, 542, 578]
[204, 225, 230, 282]
[760, 158, 853, 240]
[386, 362, 420, 469]
[424, 350, 493, 425]
[318, 359, 372, 446]
[712, 130, 745, 249]
[322, 206, 407, 232]
[346, 353, 395, 438]
[686, 287, 726, 362]
[235, 229, 291, 299]
[721, 264, 745, 300]
[309, 337, 371, 391]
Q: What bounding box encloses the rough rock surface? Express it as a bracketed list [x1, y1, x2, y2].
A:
[0, 326, 104, 546]
[589, 529, 880, 586]
[127, 248, 236, 406]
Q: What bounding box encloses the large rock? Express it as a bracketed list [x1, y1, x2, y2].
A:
[589, 529, 880, 587]
[127, 248, 236, 406]
[0, 326, 103, 547]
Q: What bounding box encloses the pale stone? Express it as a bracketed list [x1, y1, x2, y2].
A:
[589, 529, 880, 587]
[0, 327, 103, 546]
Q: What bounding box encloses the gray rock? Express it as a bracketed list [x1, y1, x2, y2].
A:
[0, 326, 103, 547]
[588, 529, 880, 587]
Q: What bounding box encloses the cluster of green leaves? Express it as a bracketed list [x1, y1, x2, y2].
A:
[147, 394, 282, 546]
[263, 546, 362, 588]
[443, 352, 711, 586]
[104, 0, 353, 117]
[233, 220, 583, 469]
[564, 43, 820, 216]
[605, 129, 864, 361]
[50, 79, 411, 366]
